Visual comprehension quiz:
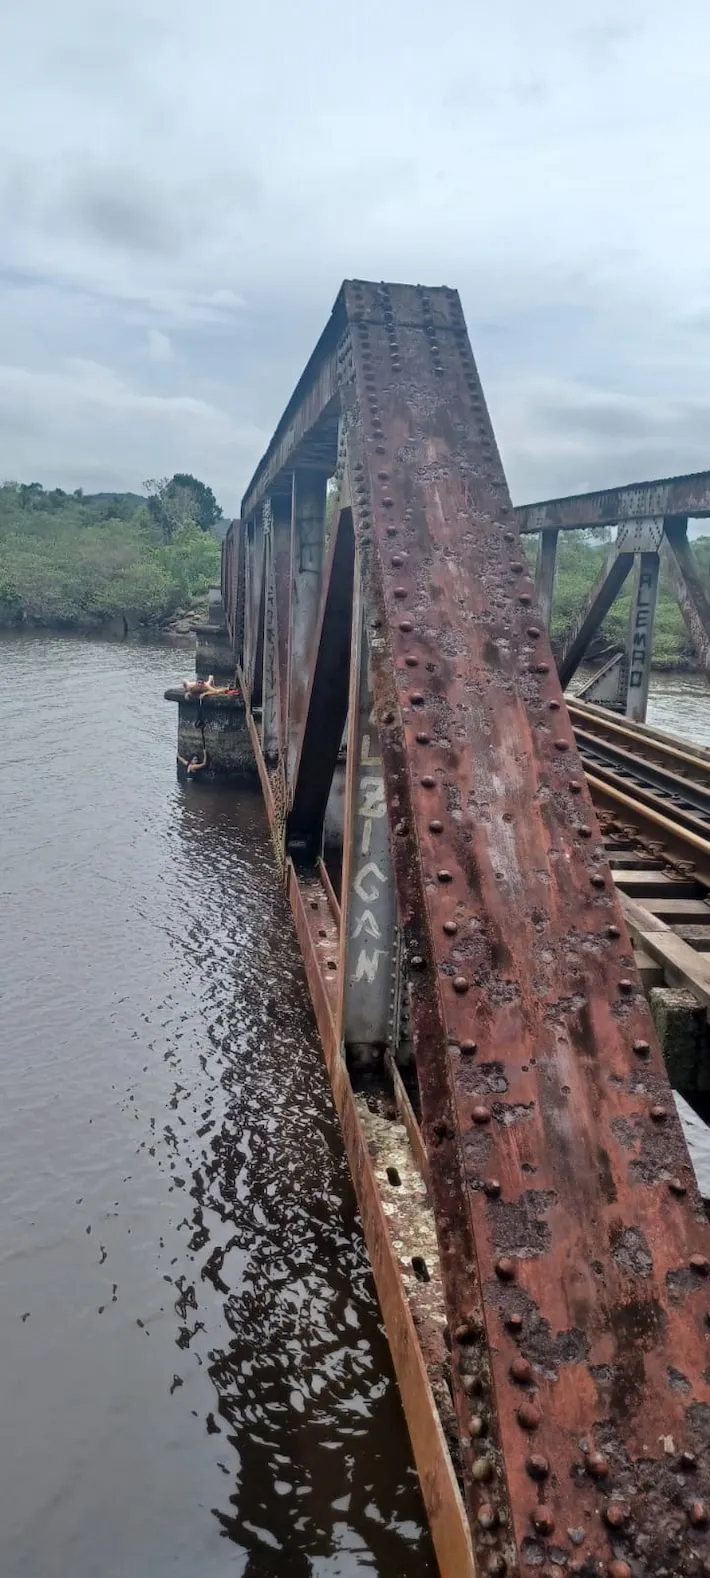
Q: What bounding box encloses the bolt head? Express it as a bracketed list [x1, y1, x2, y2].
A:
[604, 1502, 630, 1529]
[526, 1453, 550, 1480]
[517, 1400, 542, 1431]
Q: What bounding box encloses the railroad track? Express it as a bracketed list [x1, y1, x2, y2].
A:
[570, 698, 710, 1015]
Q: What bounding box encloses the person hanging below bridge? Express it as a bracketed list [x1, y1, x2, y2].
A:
[176, 745, 208, 781]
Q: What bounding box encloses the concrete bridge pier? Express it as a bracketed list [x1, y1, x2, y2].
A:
[164, 689, 256, 779]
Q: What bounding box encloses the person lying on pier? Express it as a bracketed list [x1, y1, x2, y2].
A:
[181, 675, 214, 696]
[176, 747, 208, 779]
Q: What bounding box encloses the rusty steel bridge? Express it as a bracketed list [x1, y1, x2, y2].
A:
[211, 280, 710, 1578]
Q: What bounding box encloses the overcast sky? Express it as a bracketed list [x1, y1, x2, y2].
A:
[1, 0, 709, 515]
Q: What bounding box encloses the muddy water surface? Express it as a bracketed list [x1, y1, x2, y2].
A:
[0, 633, 435, 1578]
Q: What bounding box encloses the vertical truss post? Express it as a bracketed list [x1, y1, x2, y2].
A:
[272, 493, 292, 758]
[663, 514, 710, 675]
[337, 571, 397, 1068]
[288, 470, 328, 788]
[625, 550, 660, 721]
[244, 513, 265, 703]
[261, 501, 279, 761]
[534, 528, 558, 629]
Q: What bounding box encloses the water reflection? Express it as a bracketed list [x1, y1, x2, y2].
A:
[0, 633, 433, 1578]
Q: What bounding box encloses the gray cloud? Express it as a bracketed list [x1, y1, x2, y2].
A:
[0, 0, 709, 513]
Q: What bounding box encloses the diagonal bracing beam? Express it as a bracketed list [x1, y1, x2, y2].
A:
[557, 543, 635, 688]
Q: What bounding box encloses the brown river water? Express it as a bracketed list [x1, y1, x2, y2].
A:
[0, 633, 435, 1578]
[1, 633, 708, 1578]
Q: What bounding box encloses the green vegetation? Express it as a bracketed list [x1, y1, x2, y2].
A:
[1, 479, 708, 667]
[0, 477, 223, 629]
[525, 529, 710, 671]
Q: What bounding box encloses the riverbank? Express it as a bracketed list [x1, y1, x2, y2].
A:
[0, 482, 222, 634]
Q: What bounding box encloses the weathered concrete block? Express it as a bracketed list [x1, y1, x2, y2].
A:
[194, 622, 233, 681]
[649, 986, 708, 1096]
[164, 689, 257, 781]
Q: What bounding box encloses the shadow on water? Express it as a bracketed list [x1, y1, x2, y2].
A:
[0, 633, 435, 1578]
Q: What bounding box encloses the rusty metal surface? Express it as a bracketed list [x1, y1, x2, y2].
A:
[335, 280, 710, 1577]
[286, 863, 475, 1578]
[515, 472, 710, 533]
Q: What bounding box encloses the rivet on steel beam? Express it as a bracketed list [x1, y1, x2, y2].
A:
[496, 1257, 517, 1282]
[391, 553, 404, 567]
[461, 1040, 477, 1056]
[382, 498, 394, 509]
[454, 977, 470, 995]
[527, 627, 541, 640]
[471, 1456, 493, 1483]
[608, 1564, 632, 1578]
[503, 530, 515, 542]
[531, 1507, 555, 1536]
[650, 1105, 668, 1122]
[443, 920, 457, 935]
[606, 924, 620, 939]
[399, 618, 413, 632]
[410, 693, 424, 706]
[421, 775, 435, 787]
[430, 820, 443, 833]
[604, 1502, 630, 1529]
[618, 979, 634, 994]
[526, 1454, 550, 1480]
[405, 655, 418, 667]
[633, 1039, 650, 1056]
[690, 1254, 710, 1276]
[472, 1105, 490, 1123]
[536, 662, 550, 674]
[477, 1504, 498, 1531]
[569, 779, 583, 793]
[377, 470, 388, 480]
[487, 1556, 506, 1576]
[510, 562, 524, 574]
[416, 732, 430, 745]
[410, 955, 426, 971]
[689, 1501, 709, 1527]
[375, 445, 386, 455]
[591, 873, 605, 888]
[484, 1178, 501, 1197]
[437, 869, 453, 883]
[549, 700, 561, 711]
[517, 1400, 541, 1430]
[554, 739, 570, 752]
[505, 1312, 523, 1332]
[586, 1451, 609, 1479]
[382, 710, 394, 725]
[393, 586, 407, 599]
[669, 1178, 687, 1196]
[395, 820, 409, 836]
[469, 1414, 487, 1438]
[519, 592, 532, 605]
[510, 1357, 532, 1384]
[577, 825, 592, 839]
